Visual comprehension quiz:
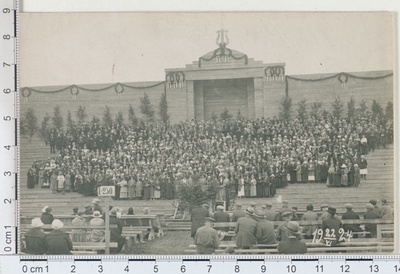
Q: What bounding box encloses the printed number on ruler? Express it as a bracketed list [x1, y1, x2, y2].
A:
[0, 0, 18, 256]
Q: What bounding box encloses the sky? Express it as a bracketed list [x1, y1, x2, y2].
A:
[19, 12, 394, 87]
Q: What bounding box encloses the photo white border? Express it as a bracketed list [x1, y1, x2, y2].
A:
[17, 0, 399, 254]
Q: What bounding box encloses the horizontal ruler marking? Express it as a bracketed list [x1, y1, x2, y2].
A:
[183, 259, 210, 262]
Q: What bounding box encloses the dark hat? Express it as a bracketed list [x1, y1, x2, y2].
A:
[327, 207, 336, 215]
[369, 199, 377, 206]
[380, 199, 387, 204]
[254, 210, 265, 218]
[205, 217, 215, 222]
[306, 204, 314, 211]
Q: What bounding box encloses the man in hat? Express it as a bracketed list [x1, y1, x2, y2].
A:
[191, 203, 210, 238]
[24, 218, 47, 254]
[364, 203, 380, 238]
[72, 207, 79, 215]
[369, 199, 381, 217]
[275, 200, 293, 221]
[214, 205, 230, 232]
[84, 205, 93, 215]
[321, 207, 342, 246]
[341, 203, 362, 238]
[109, 207, 126, 253]
[92, 198, 103, 214]
[276, 211, 292, 242]
[319, 203, 329, 221]
[45, 219, 73, 255]
[250, 201, 257, 210]
[231, 203, 246, 223]
[264, 202, 277, 222]
[235, 207, 258, 249]
[301, 204, 318, 239]
[89, 211, 105, 243]
[277, 221, 307, 254]
[255, 210, 276, 245]
[193, 217, 220, 254]
[379, 199, 393, 219]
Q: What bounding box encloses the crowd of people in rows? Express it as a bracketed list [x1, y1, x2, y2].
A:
[192, 198, 393, 254]
[27, 113, 393, 200]
[23, 198, 150, 255]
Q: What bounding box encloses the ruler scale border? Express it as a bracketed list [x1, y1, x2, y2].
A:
[1, 0, 398, 273]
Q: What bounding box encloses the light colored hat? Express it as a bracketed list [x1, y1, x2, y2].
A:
[245, 207, 255, 215]
[92, 198, 100, 204]
[261, 205, 267, 209]
[51, 219, 64, 229]
[365, 203, 374, 210]
[282, 211, 292, 217]
[42, 206, 49, 213]
[286, 221, 301, 235]
[92, 211, 101, 217]
[250, 201, 257, 207]
[265, 202, 273, 208]
[344, 203, 353, 209]
[321, 203, 329, 208]
[143, 207, 150, 214]
[341, 164, 347, 168]
[216, 205, 224, 210]
[31, 218, 44, 228]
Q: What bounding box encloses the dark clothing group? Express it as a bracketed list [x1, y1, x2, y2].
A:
[28, 111, 392, 205]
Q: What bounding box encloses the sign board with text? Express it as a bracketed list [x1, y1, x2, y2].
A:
[97, 186, 115, 197]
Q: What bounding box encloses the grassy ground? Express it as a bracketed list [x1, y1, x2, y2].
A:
[126, 231, 193, 254]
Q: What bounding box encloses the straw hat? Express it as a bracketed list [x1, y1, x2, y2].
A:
[92, 211, 101, 217]
[31, 218, 44, 228]
[51, 219, 64, 230]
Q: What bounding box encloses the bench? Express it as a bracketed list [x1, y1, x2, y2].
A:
[119, 215, 164, 240]
[185, 241, 394, 254]
[20, 224, 119, 254]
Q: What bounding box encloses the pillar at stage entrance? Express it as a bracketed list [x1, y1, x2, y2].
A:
[186, 80, 195, 121]
[254, 77, 264, 118]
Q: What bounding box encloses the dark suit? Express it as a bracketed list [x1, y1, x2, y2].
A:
[364, 209, 380, 237]
[322, 216, 342, 246]
[235, 215, 258, 248]
[191, 207, 210, 238]
[255, 219, 276, 244]
[231, 209, 246, 223]
[214, 211, 230, 232]
[278, 237, 307, 254]
[341, 209, 362, 236]
[45, 229, 73, 255]
[25, 228, 47, 254]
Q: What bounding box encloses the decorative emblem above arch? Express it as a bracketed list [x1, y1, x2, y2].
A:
[198, 29, 248, 68]
[166, 71, 185, 88]
[265, 66, 285, 81]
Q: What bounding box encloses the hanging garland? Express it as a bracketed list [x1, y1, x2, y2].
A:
[198, 44, 248, 68]
[21, 81, 166, 98]
[285, 72, 393, 96]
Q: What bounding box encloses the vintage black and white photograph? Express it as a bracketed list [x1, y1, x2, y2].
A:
[18, 12, 394, 255]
